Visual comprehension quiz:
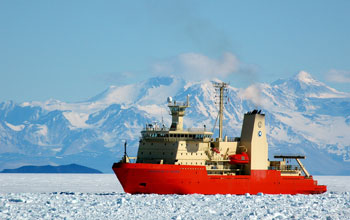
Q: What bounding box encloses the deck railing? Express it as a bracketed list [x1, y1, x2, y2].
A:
[143, 127, 211, 133]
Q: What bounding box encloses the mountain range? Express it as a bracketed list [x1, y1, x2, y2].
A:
[0, 163, 102, 173]
[1, 71, 349, 174]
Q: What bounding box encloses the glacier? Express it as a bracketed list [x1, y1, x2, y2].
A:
[0, 72, 349, 174]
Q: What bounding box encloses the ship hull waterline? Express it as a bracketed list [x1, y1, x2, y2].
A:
[112, 162, 327, 195]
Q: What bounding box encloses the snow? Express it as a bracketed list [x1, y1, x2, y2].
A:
[62, 111, 92, 129]
[308, 92, 348, 99]
[36, 124, 48, 136]
[2, 73, 350, 174]
[0, 174, 121, 193]
[295, 71, 321, 85]
[99, 132, 117, 148]
[5, 122, 25, 131]
[0, 174, 349, 219]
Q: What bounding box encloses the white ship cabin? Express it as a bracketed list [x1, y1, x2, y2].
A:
[136, 96, 238, 174]
[135, 96, 309, 176]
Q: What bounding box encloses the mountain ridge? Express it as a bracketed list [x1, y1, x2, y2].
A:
[0, 163, 102, 173]
[0, 72, 349, 174]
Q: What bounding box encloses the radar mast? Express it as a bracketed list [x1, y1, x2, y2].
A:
[213, 82, 228, 141]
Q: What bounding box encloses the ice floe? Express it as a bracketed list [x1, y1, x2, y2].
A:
[0, 174, 349, 219]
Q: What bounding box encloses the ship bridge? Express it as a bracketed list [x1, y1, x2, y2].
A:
[141, 126, 213, 142]
[136, 96, 218, 165]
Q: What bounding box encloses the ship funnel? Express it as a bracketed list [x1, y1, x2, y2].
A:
[240, 110, 268, 172]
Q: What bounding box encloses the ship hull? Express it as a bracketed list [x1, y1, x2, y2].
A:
[112, 163, 327, 195]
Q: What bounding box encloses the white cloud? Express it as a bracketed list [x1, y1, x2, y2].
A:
[238, 84, 263, 107]
[153, 52, 240, 80]
[326, 69, 350, 83]
[237, 83, 273, 108]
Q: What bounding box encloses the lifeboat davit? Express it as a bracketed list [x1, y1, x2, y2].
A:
[229, 152, 249, 164]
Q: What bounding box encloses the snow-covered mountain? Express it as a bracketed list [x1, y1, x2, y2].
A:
[1, 72, 349, 174]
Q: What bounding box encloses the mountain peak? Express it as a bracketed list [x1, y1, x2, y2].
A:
[294, 71, 318, 84]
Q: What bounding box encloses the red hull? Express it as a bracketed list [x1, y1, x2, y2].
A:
[112, 163, 327, 195]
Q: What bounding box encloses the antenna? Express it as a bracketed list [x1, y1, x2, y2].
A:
[161, 108, 164, 127]
[212, 82, 229, 141]
[124, 140, 128, 158]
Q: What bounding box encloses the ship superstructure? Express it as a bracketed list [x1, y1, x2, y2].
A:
[113, 82, 326, 195]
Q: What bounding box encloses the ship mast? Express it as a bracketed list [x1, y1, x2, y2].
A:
[213, 82, 228, 141]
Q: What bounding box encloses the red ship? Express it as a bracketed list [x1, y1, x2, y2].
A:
[113, 82, 327, 195]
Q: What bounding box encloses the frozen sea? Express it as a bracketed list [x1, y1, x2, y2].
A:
[0, 174, 349, 219]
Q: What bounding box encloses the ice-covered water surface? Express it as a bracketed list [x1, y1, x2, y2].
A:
[1, 192, 349, 219]
[0, 174, 349, 219]
[0, 174, 123, 193]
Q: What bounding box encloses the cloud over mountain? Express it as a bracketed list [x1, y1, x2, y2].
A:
[153, 52, 240, 80]
[326, 69, 350, 83]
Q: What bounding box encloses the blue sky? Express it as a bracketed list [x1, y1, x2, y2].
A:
[1, 0, 350, 102]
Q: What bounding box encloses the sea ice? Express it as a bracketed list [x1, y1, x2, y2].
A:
[0, 174, 349, 219]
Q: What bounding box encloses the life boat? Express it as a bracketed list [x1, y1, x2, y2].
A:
[229, 152, 249, 164]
